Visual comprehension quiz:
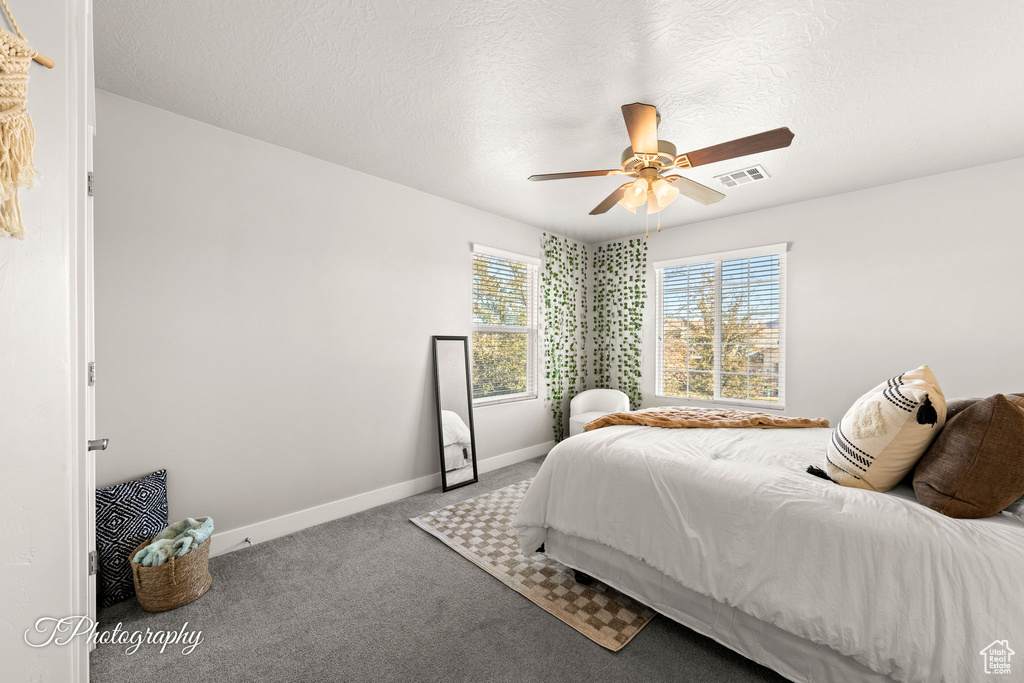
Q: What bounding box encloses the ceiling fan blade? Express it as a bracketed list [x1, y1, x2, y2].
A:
[676, 127, 794, 169]
[621, 103, 659, 155]
[528, 169, 624, 181]
[589, 184, 631, 215]
[666, 175, 726, 205]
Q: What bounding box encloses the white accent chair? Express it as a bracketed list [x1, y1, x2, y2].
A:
[569, 389, 630, 437]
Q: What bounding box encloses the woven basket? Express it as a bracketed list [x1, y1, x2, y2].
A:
[130, 538, 212, 612]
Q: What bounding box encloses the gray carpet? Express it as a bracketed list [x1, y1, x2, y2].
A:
[91, 457, 784, 683]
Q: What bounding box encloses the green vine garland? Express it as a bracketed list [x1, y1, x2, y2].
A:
[541, 233, 588, 442]
[592, 238, 647, 409]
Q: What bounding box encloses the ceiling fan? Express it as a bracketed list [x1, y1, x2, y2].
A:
[529, 103, 794, 216]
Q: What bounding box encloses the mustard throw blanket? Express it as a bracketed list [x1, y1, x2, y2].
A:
[584, 406, 829, 432]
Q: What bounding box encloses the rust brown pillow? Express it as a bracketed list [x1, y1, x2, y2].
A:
[914, 394, 1024, 518]
[945, 397, 983, 422]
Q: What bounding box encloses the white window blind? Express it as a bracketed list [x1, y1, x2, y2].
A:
[471, 245, 538, 404]
[655, 243, 786, 407]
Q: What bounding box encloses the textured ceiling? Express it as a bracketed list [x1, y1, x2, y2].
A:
[95, 0, 1024, 243]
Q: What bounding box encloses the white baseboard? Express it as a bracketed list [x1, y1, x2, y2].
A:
[209, 440, 553, 558]
[476, 440, 553, 474]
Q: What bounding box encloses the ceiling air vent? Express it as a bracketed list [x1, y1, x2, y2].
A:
[714, 164, 769, 188]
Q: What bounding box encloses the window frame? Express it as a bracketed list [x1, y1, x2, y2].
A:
[654, 243, 787, 409]
[470, 244, 540, 407]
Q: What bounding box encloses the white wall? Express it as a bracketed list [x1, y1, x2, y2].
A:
[92, 89, 1024, 560]
[94, 91, 552, 547]
[0, 1, 89, 680]
[638, 156, 1024, 423]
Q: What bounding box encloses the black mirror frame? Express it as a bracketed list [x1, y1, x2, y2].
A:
[431, 335, 479, 492]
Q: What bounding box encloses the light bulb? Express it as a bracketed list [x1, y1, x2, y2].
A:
[627, 178, 648, 206]
[616, 195, 637, 213]
[647, 192, 663, 214]
[651, 178, 679, 203]
[646, 191, 667, 214]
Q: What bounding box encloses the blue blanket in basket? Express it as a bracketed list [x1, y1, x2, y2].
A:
[133, 517, 214, 567]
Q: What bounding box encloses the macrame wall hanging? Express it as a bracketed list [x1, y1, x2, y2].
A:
[0, 0, 54, 239]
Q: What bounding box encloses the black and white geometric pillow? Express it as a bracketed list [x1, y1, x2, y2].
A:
[96, 469, 169, 607]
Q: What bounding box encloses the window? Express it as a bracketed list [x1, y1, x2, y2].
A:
[471, 245, 538, 405]
[655, 243, 786, 407]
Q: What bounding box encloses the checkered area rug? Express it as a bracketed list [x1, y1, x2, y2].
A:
[410, 480, 655, 651]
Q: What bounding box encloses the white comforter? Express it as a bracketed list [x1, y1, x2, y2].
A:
[441, 410, 471, 448]
[512, 425, 1024, 682]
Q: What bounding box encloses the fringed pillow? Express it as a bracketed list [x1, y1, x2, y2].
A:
[822, 366, 946, 492]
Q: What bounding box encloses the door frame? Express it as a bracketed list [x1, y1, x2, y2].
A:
[69, 0, 95, 679]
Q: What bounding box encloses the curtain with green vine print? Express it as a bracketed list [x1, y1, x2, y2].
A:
[541, 234, 589, 442]
[592, 238, 647, 410]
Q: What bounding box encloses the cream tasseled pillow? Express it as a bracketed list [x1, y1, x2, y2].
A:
[825, 365, 946, 492]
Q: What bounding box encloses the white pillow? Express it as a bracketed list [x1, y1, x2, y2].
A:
[826, 365, 946, 492]
[1003, 496, 1024, 524]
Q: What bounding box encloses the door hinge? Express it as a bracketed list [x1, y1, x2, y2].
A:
[88, 361, 96, 386]
[88, 550, 98, 576]
[87, 172, 94, 197]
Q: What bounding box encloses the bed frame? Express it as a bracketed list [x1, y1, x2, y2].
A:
[543, 530, 893, 683]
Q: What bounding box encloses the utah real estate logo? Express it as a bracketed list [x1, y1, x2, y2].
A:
[980, 640, 1014, 675]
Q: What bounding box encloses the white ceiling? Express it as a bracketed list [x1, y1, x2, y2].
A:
[95, 0, 1024, 243]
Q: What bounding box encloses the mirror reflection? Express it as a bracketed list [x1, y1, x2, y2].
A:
[432, 336, 478, 490]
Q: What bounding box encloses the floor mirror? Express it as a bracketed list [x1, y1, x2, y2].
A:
[431, 335, 478, 491]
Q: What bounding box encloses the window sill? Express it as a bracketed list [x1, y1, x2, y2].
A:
[654, 395, 786, 411]
[473, 394, 539, 408]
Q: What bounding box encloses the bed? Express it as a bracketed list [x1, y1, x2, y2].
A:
[512, 424, 1024, 682]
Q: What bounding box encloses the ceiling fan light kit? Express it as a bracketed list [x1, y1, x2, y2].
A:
[528, 102, 795, 228]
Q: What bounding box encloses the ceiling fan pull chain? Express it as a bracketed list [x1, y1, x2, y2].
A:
[644, 205, 649, 239]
